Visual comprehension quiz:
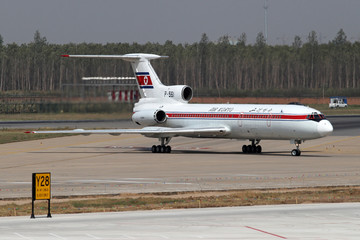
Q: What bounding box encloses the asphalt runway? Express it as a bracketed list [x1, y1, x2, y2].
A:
[0, 116, 360, 198]
[1, 203, 360, 239]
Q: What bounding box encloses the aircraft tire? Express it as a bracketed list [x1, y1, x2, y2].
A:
[165, 146, 171, 153]
[251, 145, 256, 153]
[256, 145, 262, 153]
[152, 145, 171, 153]
[151, 145, 157, 153]
[243, 145, 263, 154]
[159, 146, 164, 153]
[156, 145, 162, 153]
[291, 149, 301, 156]
[246, 145, 252, 153]
[242, 145, 247, 153]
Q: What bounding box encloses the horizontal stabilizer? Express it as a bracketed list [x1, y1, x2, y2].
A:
[61, 53, 168, 62]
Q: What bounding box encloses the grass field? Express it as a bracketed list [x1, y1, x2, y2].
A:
[0, 129, 70, 144]
[0, 113, 133, 144]
[1, 186, 359, 217]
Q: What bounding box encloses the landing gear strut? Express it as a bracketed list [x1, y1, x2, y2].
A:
[151, 137, 172, 153]
[242, 139, 262, 154]
[291, 140, 302, 156]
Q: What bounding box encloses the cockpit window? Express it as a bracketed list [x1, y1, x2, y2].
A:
[307, 112, 326, 122]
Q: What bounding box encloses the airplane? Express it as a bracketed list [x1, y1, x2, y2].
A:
[27, 53, 333, 156]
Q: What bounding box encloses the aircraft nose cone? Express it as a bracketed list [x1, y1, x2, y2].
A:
[317, 120, 333, 137]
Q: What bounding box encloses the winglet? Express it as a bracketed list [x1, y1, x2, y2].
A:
[61, 54, 70, 57]
[24, 131, 35, 134]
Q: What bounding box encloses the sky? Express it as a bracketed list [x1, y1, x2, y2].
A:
[1, 0, 360, 45]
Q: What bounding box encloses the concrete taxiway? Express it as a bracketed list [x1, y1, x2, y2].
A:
[1, 203, 359, 240]
[0, 132, 360, 198]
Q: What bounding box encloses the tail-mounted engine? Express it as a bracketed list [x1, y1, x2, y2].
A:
[164, 85, 193, 103]
[132, 109, 167, 126]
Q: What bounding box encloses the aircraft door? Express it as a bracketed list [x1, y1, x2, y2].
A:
[238, 113, 243, 127]
[267, 113, 272, 127]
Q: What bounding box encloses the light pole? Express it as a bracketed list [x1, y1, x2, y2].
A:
[264, 0, 268, 44]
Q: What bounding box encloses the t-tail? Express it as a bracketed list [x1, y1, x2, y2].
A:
[61, 53, 193, 103]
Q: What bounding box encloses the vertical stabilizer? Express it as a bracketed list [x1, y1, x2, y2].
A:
[124, 54, 168, 98]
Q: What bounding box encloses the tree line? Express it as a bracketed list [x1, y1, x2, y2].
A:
[0, 29, 359, 97]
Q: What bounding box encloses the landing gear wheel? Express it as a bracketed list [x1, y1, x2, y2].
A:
[256, 145, 262, 153]
[242, 145, 247, 153]
[291, 140, 303, 156]
[165, 146, 171, 153]
[151, 145, 157, 153]
[246, 145, 252, 153]
[291, 149, 301, 156]
[151, 145, 171, 153]
[156, 145, 162, 153]
[242, 140, 262, 154]
[160, 145, 166, 153]
[251, 145, 256, 153]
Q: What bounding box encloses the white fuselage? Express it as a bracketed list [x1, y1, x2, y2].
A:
[133, 99, 333, 141]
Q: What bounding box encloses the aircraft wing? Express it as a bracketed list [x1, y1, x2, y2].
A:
[26, 126, 230, 138]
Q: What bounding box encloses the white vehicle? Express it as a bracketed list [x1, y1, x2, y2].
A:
[28, 53, 333, 156]
[329, 97, 348, 108]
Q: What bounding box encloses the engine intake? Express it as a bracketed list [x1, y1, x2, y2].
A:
[164, 85, 193, 103]
[132, 109, 167, 126]
[182, 86, 193, 101]
[154, 109, 167, 123]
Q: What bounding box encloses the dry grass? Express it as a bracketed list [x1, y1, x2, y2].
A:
[1, 186, 359, 217]
[0, 129, 69, 144]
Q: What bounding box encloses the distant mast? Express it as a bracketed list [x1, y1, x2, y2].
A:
[264, 0, 268, 44]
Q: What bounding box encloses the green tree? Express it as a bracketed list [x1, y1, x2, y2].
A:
[255, 32, 266, 48]
[237, 32, 247, 46]
[332, 28, 348, 46]
[292, 35, 302, 49]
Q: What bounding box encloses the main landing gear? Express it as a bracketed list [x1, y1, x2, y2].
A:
[291, 140, 302, 156]
[242, 139, 262, 154]
[151, 137, 172, 153]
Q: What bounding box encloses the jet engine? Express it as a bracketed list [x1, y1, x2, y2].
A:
[164, 85, 193, 103]
[132, 109, 167, 126]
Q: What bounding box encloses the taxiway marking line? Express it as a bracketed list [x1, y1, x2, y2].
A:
[13, 232, 33, 240]
[86, 233, 101, 239]
[49, 233, 66, 239]
[245, 226, 287, 239]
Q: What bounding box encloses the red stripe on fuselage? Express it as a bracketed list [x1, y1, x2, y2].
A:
[166, 113, 308, 120]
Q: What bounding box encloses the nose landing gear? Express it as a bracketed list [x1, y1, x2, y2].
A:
[291, 140, 302, 156]
[242, 139, 262, 154]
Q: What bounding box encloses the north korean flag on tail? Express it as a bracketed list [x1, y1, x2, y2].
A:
[136, 72, 153, 89]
